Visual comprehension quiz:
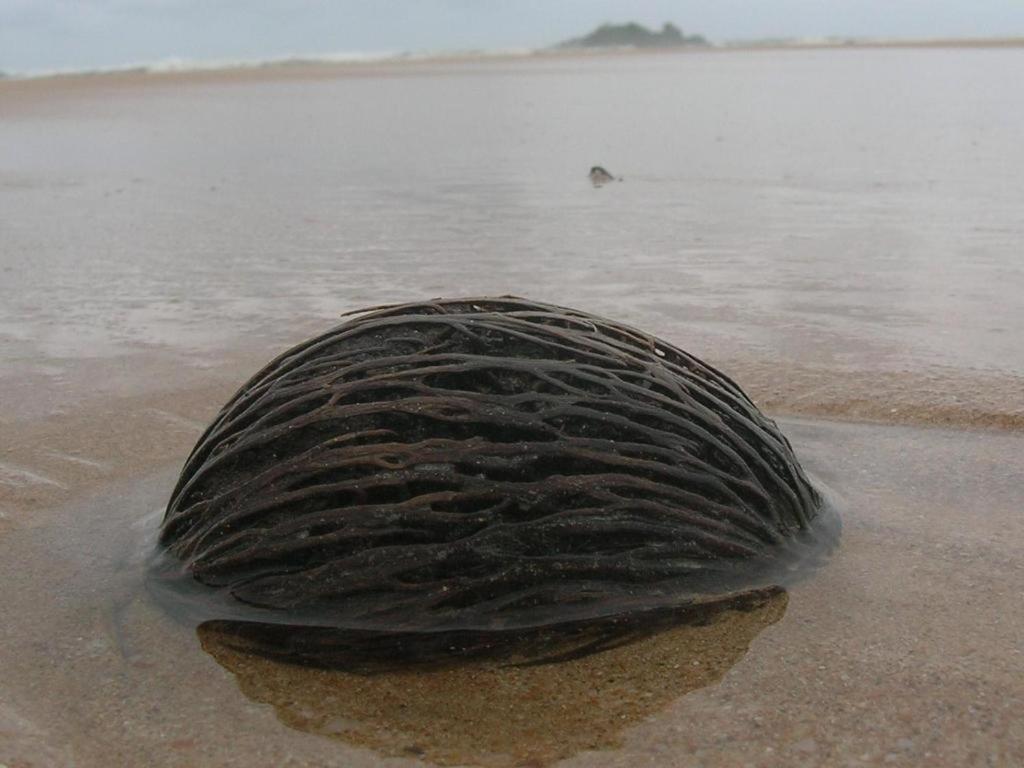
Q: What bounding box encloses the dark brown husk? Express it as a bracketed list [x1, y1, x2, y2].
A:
[159, 297, 825, 638]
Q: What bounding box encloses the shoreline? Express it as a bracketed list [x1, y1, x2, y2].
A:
[2, 35, 1023, 90]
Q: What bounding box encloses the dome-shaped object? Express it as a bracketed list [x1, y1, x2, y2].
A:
[158, 297, 830, 635]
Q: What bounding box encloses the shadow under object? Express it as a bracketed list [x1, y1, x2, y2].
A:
[198, 586, 788, 767]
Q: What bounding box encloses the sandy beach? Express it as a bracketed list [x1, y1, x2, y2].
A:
[1, 46, 1023, 766]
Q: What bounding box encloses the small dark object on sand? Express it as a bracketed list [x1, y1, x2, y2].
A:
[589, 166, 617, 186]
[156, 297, 833, 663]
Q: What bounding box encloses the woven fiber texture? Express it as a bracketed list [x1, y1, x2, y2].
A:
[160, 297, 823, 633]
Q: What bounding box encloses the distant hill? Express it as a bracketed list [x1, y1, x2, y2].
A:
[557, 22, 708, 49]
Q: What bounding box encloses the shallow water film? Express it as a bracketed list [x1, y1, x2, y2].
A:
[2, 47, 1024, 767]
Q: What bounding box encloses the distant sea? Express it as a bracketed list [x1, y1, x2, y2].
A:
[1, 48, 540, 80]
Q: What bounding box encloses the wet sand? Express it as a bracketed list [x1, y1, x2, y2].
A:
[2, 48, 1023, 766]
[1, 415, 1021, 767]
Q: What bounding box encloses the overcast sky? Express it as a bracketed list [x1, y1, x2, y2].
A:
[2, 0, 1023, 74]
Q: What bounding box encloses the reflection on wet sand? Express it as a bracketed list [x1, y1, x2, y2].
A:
[197, 588, 787, 767]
